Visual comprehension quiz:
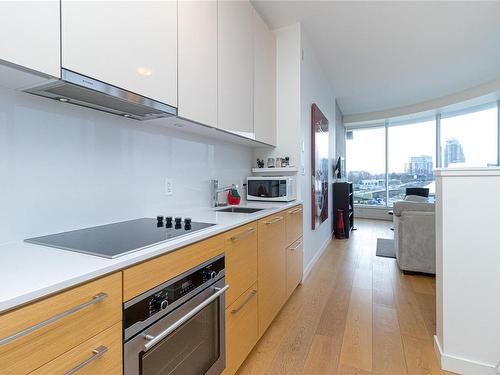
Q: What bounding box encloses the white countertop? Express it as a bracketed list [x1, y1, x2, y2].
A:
[0, 201, 302, 313]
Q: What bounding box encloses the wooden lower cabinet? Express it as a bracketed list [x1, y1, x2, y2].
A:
[0, 273, 122, 375]
[223, 284, 259, 375]
[30, 322, 122, 375]
[286, 237, 303, 299]
[257, 213, 286, 336]
[223, 222, 258, 307]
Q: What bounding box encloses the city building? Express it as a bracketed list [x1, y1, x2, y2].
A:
[443, 138, 465, 167]
[404, 155, 433, 176]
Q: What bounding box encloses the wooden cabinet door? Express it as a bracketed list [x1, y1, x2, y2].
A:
[178, 0, 218, 127]
[285, 204, 303, 247]
[253, 9, 276, 146]
[218, 0, 254, 138]
[224, 222, 258, 307]
[0, 273, 122, 375]
[286, 237, 304, 299]
[0, 1, 60, 77]
[30, 322, 122, 375]
[223, 284, 258, 375]
[257, 213, 286, 336]
[61, 0, 177, 106]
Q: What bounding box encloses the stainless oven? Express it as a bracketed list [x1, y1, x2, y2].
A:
[124, 255, 227, 375]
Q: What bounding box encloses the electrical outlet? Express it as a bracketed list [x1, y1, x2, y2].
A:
[165, 178, 173, 196]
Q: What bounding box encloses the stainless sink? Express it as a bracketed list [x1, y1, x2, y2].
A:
[216, 207, 264, 214]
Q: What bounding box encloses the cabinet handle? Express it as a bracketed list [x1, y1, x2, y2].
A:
[231, 290, 257, 314]
[0, 292, 108, 346]
[64, 345, 108, 375]
[289, 240, 303, 251]
[230, 227, 256, 242]
[288, 207, 302, 214]
[264, 216, 283, 225]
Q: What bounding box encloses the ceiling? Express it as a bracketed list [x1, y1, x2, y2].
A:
[252, 1, 500, 117]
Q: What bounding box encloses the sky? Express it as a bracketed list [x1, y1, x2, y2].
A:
[346, 107, 498, 174]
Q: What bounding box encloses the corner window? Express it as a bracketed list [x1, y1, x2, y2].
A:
[387, 120, 436, 205]
[346, 126, 386, 206]
[440, 106, 498, 168]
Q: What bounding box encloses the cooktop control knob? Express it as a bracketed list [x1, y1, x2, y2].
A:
[166, 216, 173, 224]
[160, 299, 169, 310]
[184, 218, 192, 225]
[175, 217, 182, 225]
[157, 216, 164, 222]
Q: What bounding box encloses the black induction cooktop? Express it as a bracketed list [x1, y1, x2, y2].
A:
[25, 218, 215, 258]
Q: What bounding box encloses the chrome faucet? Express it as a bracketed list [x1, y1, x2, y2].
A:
[210, 180, 238, 207]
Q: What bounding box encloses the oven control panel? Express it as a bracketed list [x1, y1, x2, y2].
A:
[124, 256, 225, 334]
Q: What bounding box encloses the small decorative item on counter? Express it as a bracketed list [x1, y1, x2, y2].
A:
[227, 187, 241, 205]
[256, 158, 265, 168]
[267, 157, 275, 168]
[275, 157, 282, 168]
[284, 156, 290, 167]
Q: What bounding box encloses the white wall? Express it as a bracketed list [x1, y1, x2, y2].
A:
[299, 29, 336, 275]
[434, 168, 500, 375]
[0, 87, 252, 245]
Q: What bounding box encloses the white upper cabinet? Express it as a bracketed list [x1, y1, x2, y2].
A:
[0, 1, 60, 78]
[218, 0, 254, 138]
[61, 1, 177, 106]
[178, 0, 218, 127]
[253, 10, 276, 146]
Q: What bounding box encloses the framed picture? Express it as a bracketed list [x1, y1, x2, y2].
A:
[311, 104, 329, 230]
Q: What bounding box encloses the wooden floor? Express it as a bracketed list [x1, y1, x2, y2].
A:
[237, 219, 453, 375]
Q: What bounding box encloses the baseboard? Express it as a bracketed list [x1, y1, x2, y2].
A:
[434, 335, 497, 375]
[301, 233, 333, 282]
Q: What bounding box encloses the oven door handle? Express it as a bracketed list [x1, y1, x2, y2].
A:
[143, 284, 230, 352]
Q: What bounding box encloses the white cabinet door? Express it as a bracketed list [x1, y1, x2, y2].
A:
[178, 0, 218, 127]
[218, 0, 254, 138]
[61, 1, 177, 106]
[0, 1, 60, 78]
[253, 10, 276, 146]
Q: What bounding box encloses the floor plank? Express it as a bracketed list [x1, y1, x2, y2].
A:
[402, 335, 443, 375]
[339, 287, 373, 372]
[372, 305, 407, 375]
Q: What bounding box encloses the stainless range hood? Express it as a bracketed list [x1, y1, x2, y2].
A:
[24, 69, 177, 120]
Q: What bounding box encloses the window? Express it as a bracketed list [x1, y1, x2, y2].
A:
[387, 120, 436, 205]
[345, 101, 499, 207]
[440, 106, 498, 168]
[346, 127, 386, 206]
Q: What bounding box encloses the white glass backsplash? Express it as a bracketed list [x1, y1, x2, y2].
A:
[0, 87, 251, 244]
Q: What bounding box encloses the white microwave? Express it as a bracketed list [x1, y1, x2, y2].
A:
[247, 176, 297, 202]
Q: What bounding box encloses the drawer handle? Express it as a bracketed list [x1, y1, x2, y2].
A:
[264, 216, 283, 225]
[143, 285, 229, 352]
[65, 345, 108, 375]
[288, 207, 302, 214]
[231, 290, 257, 314]
[289, 240, 303, 251]
[230, 227, 256, 242]
[0, 292, 108, 346]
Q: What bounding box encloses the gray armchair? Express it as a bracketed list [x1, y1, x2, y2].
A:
[393, 201, 435, 274]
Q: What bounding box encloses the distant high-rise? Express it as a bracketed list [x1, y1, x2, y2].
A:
[443, 138, 465, 167]
[405, 155, 433, 176]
